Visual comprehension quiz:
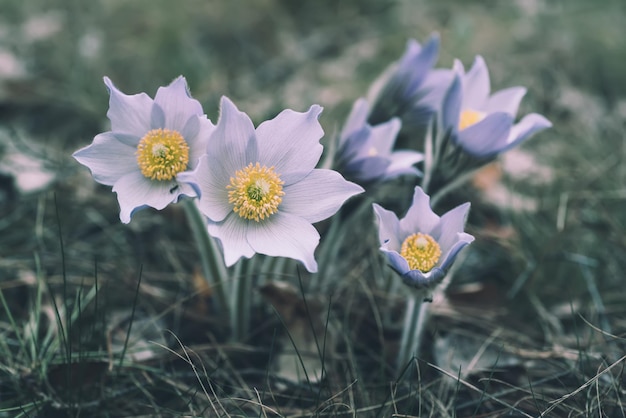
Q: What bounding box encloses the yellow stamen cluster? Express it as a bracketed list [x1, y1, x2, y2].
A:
[136, 128, 189, 181]
[459, 109, 486, 131]
[400, 232, 441, 272]
[227, 162, 284, 222]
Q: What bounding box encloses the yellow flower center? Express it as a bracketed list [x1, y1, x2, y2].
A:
[459, 109, 486, 131]
[136, 128, 189, 181]
[227, 162, 284, 222]
[367, 146, 379, 157]
[400, 232, 441, 272]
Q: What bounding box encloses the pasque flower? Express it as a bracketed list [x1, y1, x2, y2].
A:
[179, 97, 364, 272]
[336, 98, 423, 183]
[442, 56, 552, 157]
[73, 76, 214, 223]
[367, 34, 448, 129]
[373, 186, 474, 288]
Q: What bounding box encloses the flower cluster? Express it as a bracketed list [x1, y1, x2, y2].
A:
[74, 32, 550, 294]
[74, 78, 363, 272]
[332, 33, 551, 282]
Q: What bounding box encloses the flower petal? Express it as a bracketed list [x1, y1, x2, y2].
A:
[438, 234, 474, 273]
[461, 56, 491, 110]
[73, 132, 138, 186]
[184, 115, 215, 169]
[178, 154, 232, 222]
[385, 150, 424, 179]
[430, 202, 471, 256]
[418, 68, 455, 111]
[103, 77, 153, 137]
[381, 248, 410, 275]
[208, 96, 257, 171]
[399, 187, 440, 236]
[402, 267, 446, 289]
[368, 117, 401, 156]
[154, 76, 204, 132]
[442, 75, 462, 135]
[246, 212, 320, 272]
[113, 171, 180, 223]
[456, 112, 514, 157]
[255, 105, 324, 185]
[396, 35, 440, 98]
[340, 98, 369, 147]
[373, 204, 402, 252]
[505, 113, 552, 151]
[485, 86, 527, 116]
[344, 157, 390, 182]
[281, 169, 363, 223]
[207, 213, 256, 267]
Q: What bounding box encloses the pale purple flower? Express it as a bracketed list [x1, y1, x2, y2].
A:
[73, 76, 214, 223]
[179, 97, 364, 272]
[336, 98, 423, 183]
[442, 56, 552, 157]
[373, 186, 474, 288]
[366, 34, 444, 128]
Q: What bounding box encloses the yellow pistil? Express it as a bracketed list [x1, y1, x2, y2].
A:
[400, 232, 441, 272]
[227, 162, 284, 222]
[136, 128, 189, 181]
[459, 109, 486, 131]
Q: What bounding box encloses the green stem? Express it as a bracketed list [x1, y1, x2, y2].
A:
[182, 199, 229, 317]
[396, 291, 426, 375]
[230, 258, 254, 341]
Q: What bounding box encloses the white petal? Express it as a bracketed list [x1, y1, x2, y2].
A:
[180, 154, 232, 222]
[431, 202, 471, 255]
[505, 113, 552, 150]
[103, 77, 152, 137]
[373, 204, 402, 252]
[154, 76, 204, 132]
[73, 132, 138, 186]
[246, 212, 320, 273]
[207, 214, 256, 267]
[399, 186, 440, 236]
[281, 169, 363, 223]
[385, 150, 424, 178]
[209, 97, 257, 171]
[185, 115, 215, 169]
[462, 56, 491, 110]
[485, 86, 527, 116]
[255, 105, 324, 185]
[113, 171, 179, 223]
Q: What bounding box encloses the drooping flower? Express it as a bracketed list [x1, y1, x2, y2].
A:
[178, 97, 364, 272]
[73, 76, 214, 223]
[373, 186, 474, 288]
[366, 34, 447, 129]
[336, 98, 423, 184]
[441, 56, 552, 157]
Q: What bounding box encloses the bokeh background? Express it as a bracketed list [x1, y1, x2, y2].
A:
[1, 0, 626, 416]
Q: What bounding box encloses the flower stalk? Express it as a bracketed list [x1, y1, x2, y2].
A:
[182, 198, 229, 318]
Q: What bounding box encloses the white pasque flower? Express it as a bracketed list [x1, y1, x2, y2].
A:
[73, 76, 214, 223]
[179, 97, 364, 272]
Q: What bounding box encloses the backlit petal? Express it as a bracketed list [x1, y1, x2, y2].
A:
[154, 76, 204, 132]
[255, 105, 324, 185]
[113, 171, 180, 223]
[281, 169, 363, 223]
[73, 132, 137, 186]
[104, 77, 152, 137]
[246, 212, 320, 273]
[207, 214, 256, 267]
